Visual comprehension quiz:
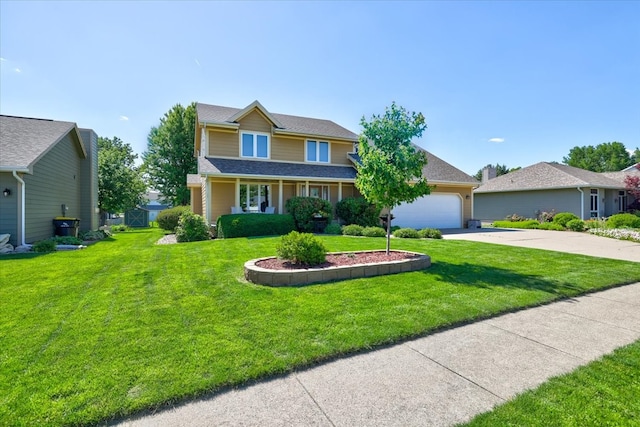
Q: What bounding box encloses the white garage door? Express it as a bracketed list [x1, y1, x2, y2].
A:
[393, 194, 462, 229]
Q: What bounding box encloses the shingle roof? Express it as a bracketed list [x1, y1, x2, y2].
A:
[199, 157, 357, 180]
[196, 102, 359, 141]
[0, 115, 84, 172]
[474, 162, 636, 193]
[347, 147, 478, 185]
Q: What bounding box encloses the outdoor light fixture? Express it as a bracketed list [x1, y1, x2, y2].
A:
[2, 188, 10, 197]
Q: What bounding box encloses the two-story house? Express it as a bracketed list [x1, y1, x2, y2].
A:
[188, 101, 479, 229]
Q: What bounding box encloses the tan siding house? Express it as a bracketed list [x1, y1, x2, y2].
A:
[189, 100, 478, 229]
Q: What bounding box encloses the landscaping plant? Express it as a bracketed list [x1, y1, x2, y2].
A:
[606, 213, 640, 229]
[341, 224, 364, 236]
[393, 228, 420, 238]
[361, 226, 387, 237]
[31, 239, 57, 253]
[566, 219, 585, 232]
[418, 228, 443, 239]
[216, 214, 295, 238]
[175, 211, 210, 242]
[285, 197, 332, 232]
[552, 212, 580, 228]
[275, 231, 327, 265]
[323, 223, 342, 235]
[335, 197, 380, 227]
[157, 206, 190, 231]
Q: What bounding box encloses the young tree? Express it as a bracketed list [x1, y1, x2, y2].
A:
[355, 102, 430, 254]
[562, 142, 634, 172]
[143, 103, 197, 206]
[624, 164, 640, 202]
[98, 136, 146, 221]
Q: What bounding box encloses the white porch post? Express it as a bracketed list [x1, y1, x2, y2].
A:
[278, 180, 283, 214]
[205, 179, 212, 224]
[338, 182, 343, 201]
[235, 178, 240, 208]
[305, 180, 309, 197]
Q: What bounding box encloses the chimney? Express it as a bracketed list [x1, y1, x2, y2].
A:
[482, 166, 497, 183]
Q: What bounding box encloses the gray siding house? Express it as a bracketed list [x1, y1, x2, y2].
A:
[0, 115, 99, 246]
[474, 162, 639, 221]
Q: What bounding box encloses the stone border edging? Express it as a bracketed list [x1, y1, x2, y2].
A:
[244, 250, 431, 286]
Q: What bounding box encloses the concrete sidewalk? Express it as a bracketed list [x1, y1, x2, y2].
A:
[116, 283, 640, 427]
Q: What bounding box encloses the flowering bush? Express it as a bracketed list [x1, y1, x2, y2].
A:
[588, 228, 640, 243]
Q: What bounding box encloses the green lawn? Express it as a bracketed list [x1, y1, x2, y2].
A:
[462, 339, 640, 426]
[1, 229, 639, 426]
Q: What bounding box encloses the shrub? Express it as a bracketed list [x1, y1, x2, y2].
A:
[285, 197, 333, 232]
[538, 210, 556, 223]
[390, 225, 402, 233]
[553, 212, 580, 228]
[538, 222, 565, 231]
[32, 239, 57, 253]
[323, 223, 342, 235]
[216, 214, 295, 239]
[335, 197, 380, 227]
[50, 236, 83, 245]
[157, 206, 190, 231]
[493, 220, 540, 229]
[175, 211, 210, 242]
[341, 224, 364, 236]
[362, 226, 386, 237]
[276, 231, 327, 265]
[418, 228, 443, 239]
[81, 230, 107, 241]
[504, 213, 527, 222]
[111, 224, 129, 232]
[566, 219, 585, 232]
[393, 228, 420, 238]
[607, 213, 640, 229]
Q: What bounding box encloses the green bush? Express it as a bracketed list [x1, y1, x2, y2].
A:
[51, 236, 83, 245]
[393, 228, 420, 238]
[538, 222, 565, 231]
[81, 230, 107, 241]
[341, 224, 364, 236]
[390, 225, 402, 233]
[566, 219, 585, 232]
[175, 211, 210, 242]
[493, 220, 541, 229]
[157, 206, 190, 231]
[553, 212, 580, 228]
[276, 231, 327, 265]
[418, 228, 443, 239]
[335, 197, 380, 227]
[285, 197, 333, 232]
[110, 224, 129, 232]
[216, 214, 295, 239]
[607, 213, 640, 229]
[362, 226, 386, 237]
[32, 240, 57, 253]
[538, 210, 557, 223]
[324, 223, 342, 235]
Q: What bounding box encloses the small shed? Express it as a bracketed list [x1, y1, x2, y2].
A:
[124, 207, 149, 228]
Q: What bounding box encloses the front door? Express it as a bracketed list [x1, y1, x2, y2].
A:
[590, 189, 599, 218]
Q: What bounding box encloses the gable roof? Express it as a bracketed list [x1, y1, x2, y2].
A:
[474, 162, 638, 193]
[348, 147, 478, 186]
[196, 101, 358, 141]
[0, 115, 86, 173]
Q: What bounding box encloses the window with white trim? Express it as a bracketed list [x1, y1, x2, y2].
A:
[239, 183, 271, 212]
[241, 132, 269, 159]
[300, 184, 329, 200]
[619, 190, 627, 212]
[306, 140, 330, 163]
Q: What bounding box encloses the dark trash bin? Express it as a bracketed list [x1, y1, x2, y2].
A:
[312, 217, 328, 233]
[53, 218, 80, 237]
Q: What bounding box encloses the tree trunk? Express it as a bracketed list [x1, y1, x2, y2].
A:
[385, 208, 391, 255]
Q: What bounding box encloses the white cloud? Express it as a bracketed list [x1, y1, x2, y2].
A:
[14, 68, 21, 73]
[194, 58, 200, 66]
[489, 137, 505, 143]
[119, 115, 129, 121]
[0, 57, 6, 61]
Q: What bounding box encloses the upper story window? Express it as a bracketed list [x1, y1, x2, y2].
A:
[306, 140, 329, 163]
[241, 132, 269, 159]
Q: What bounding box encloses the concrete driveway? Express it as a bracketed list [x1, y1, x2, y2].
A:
[442, 228, 640, 263]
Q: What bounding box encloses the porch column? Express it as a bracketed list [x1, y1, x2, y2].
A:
[278, 180, 283, 214]
[205, 179, 212, 224]
[305, 180, 309, 197]
[235, 178, 240, 208]
[338, 182, 343, 201]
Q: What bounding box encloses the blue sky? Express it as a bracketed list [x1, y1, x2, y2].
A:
[1, 1, 638, 176]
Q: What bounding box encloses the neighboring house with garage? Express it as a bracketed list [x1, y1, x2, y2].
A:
[474, 162, 640, 221]
[0, 115, 99, 247]
[188, 100, 478, 229]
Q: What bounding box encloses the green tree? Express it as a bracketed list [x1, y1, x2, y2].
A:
[98, 136, 146, 220]
[355, 102, 430, 254]
[143, 103, 197, 206]
[562, 142, 634, 172]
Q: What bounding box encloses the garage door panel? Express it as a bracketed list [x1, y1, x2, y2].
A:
[393, 194, 462, 229]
